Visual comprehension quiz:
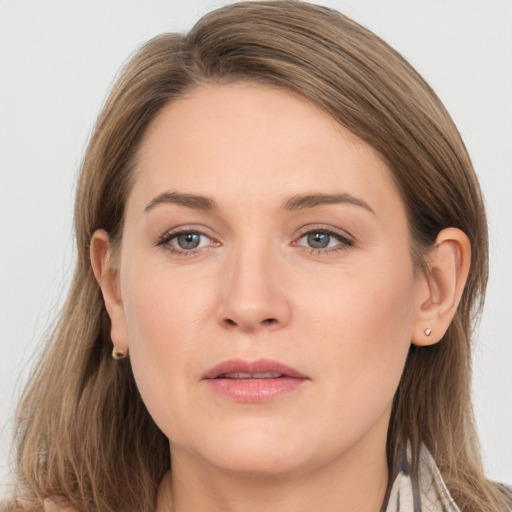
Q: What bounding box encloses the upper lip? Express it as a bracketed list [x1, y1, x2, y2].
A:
[203, 358, 309, 380]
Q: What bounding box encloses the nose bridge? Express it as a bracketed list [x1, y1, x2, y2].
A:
[218, 235, 291, 331]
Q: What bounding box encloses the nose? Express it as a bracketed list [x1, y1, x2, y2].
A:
[216, 244, 292, 332]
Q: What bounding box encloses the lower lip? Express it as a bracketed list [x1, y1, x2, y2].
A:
[205, 377, 307, 402]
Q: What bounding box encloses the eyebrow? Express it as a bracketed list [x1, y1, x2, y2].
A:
[144, 191, 375, 215]
[145, 192, 217, 212]
[283, 193, 375, 214]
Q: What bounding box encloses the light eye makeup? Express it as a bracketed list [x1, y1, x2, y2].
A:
[155, 225, 355, 258]
[156, 227, 219, 257]
[293, 226, 355, 256]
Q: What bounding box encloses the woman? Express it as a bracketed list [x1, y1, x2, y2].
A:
[4, 1, 511, 511]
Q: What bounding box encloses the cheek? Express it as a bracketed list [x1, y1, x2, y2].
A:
[120, 266, 209, 426]
[300, 257, 416, 421]
[121, 253, 215, 349]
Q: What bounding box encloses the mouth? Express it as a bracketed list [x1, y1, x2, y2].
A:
[203, 359, 309, 402]
[203, 358, 308, 380]
[216, 372, 286, 379]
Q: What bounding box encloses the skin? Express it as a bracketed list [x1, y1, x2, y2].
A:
[91, 82, 470, 512]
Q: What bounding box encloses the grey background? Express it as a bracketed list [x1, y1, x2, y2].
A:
[1, 0, 511, 497]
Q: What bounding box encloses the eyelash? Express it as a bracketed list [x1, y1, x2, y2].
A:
[156, 227, 354, 257]
[157, 228, 217, 257]
[294, 227, 354, 256]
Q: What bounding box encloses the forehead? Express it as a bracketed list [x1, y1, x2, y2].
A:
[130, 82, 402, 221]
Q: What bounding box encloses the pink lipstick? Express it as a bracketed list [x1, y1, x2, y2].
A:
[203, 358, 309, 402]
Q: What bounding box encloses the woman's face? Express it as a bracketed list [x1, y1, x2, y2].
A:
[114, 83, 426, 477]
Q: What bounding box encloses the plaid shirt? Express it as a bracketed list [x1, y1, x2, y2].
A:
[383, 444, 512, 512]
[383, 445, 459, 512]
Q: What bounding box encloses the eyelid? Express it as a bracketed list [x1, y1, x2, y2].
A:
[295, 224, 354, 242]
[154, 223, 355, 257]
[293, 224, 355, 253]
[156, 225, 220, 255]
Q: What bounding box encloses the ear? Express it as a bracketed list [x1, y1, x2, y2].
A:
[90, 230, 129, 355]
[412, 228, 471, 346]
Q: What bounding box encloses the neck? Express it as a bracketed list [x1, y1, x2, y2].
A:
[156, 432, 389, 512]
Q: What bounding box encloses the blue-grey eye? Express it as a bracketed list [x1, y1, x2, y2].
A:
[160, 230, 215, 254]
[306, 232, 332, 249]
[297, 230, 350, 251]
[175, 232, 203, 250]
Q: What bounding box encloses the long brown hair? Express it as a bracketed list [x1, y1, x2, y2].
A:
[7, 1, 508, 511]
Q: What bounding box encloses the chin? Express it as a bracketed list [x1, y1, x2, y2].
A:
[183, 425, 314, 477]
[208, 445, 307, 477]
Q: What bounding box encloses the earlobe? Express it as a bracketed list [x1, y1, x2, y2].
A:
[412, 228, 471, 346]
[90, 230, 129, 354]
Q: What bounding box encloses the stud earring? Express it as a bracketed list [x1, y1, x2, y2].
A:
[112, 347, 129, 359]
[424, 328, 432, 337]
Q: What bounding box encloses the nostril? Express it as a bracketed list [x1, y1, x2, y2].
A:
[222, 317, 278, 328]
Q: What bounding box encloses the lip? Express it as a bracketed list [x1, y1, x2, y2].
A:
[203, 358, 309, 403]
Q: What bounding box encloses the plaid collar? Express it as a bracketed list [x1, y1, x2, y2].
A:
[383, 444, 459, 512]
